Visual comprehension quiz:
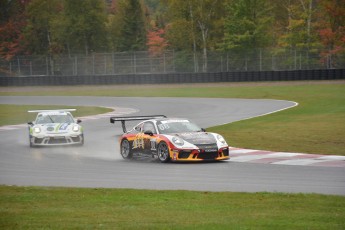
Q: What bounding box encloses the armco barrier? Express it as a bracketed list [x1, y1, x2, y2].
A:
[0, 69, 344, 86]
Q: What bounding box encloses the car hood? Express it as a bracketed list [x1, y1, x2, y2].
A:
[37, 123, 73, 133]
[173, 132, 217, 145]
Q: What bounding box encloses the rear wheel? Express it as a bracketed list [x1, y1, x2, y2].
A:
[120, 139, 132, 159]
[157, 142, 170, 163]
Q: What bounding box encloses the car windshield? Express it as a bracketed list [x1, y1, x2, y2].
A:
[36, 114, 74, 124]
[157, 120, 202, 134]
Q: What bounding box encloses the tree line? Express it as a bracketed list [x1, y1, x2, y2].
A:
[0, 0, 344, 69]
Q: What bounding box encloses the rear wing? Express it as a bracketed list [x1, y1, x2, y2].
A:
[110, 115, 167, 133]
[28, 109, 76, 113]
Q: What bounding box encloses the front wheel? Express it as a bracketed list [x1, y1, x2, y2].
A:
[29, 136, 34, 148]
[120, 139, 132, 159]
[157, 142, 170, 163]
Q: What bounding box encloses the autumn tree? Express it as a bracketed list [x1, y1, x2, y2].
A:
[317, 0, 345, 68]
[276, 0, 321, 61]
[222, 0, 274, 53]
[146, 27, 168, 56]
[24, 0, 62, 55]
[109, 0, 147, 51]
[166, 0, 225, 72]
[60, 0, 108, 55]
[0, 0, 30, 60]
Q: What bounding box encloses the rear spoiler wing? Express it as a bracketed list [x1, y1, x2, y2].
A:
[28, 109, 76, 113]
[110, 115, 167, 133]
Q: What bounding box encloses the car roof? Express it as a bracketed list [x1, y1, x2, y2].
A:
[147, 118, 190, 123]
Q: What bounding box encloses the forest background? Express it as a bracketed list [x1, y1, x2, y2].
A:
[0, 0, 344, 75]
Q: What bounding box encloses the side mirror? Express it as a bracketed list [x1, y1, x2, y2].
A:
[144, 130, 154, 136]
[201, 128, 206, 132]
[77, 119, 82, 124]
[28, 122, 33, 126]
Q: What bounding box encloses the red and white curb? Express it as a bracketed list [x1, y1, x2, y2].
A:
[0, 107, 138, 131]
[228, 147, 345, 167]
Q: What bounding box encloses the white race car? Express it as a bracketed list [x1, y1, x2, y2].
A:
[28, 109, 84, 147]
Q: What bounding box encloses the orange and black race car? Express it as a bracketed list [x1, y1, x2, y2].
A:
[110, 115, 229, 163]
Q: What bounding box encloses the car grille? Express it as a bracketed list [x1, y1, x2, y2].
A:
[48, 138, 68, 144]
[197, 151, 219, 160]
[222, 148, 229, 156]
[34, 138, 43, 144]
[178, 151, 191, 159]
[71, 136, 82, 142]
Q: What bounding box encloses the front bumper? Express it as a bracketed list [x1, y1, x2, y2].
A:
[170, 147, 229, 161]
[30, 134, 84, 146]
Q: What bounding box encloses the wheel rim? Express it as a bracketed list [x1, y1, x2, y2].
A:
[121, 140, 130, 158]
[158, 142, 169, 161]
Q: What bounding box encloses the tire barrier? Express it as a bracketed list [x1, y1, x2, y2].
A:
[1, 69, 344, 86]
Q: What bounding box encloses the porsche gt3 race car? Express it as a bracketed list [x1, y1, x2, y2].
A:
[110, 115, 229, 162]
[28, 109, 84, 147]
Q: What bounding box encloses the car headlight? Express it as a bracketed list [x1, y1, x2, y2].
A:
[34, 127, 41, 133]
[217, 135, 227, 145]
[172, 136, 184, 146]
[72, 125, 80, 132]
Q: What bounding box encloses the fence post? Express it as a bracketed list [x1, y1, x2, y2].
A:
[112, 52, 115, 74]
[294, 50, 297, 69]
[93, 54, 95, 75]
[133, 52, 136, 74]
[17, 57, 21, 75]
[260, 49, 262, 71]
[221, 56, 223, 72]
[163, 52, 166, 73]
[244, 56, 248, 71]
[46, 57, 49, 75]
[299, 53, 302, 69]
[104, 54, 107, 74]
[74, 56, 78, 75]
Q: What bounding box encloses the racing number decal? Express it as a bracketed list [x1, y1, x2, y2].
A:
[150, 139, 157, 151]
[132, 133, 145, 149]
[158, 123, 169, 131]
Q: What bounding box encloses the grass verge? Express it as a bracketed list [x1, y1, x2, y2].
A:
[1, 186, 344, 229]
[0, 104, 112, 126]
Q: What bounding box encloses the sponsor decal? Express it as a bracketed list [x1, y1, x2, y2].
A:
[59, 123, 69, 131]
[47, 126, 54, 132]
[173, 152, 177, 160]
[204, 149, 218, 152]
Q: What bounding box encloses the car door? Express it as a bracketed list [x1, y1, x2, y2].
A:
[142, 121, 158, 155]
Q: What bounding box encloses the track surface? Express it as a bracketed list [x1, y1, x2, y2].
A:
[1, 96, 344, 195]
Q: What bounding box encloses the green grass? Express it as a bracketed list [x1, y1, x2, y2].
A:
[1, 81, 344, 155]
[0, 104, 112, 126]
[1, 186, 344, 230]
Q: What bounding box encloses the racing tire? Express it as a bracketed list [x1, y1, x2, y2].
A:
[29, 136, 34, 148]
[157, 141, 170, 163]
[79, 135, 84, 146]
[120, 139, 133, 159]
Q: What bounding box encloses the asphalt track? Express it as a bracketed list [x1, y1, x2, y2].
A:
[0, 96, 344, 195]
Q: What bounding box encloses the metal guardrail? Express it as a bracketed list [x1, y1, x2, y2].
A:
[0, 69, 344, 86]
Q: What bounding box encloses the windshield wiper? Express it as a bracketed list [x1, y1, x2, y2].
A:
[47, 115, 55, 123]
